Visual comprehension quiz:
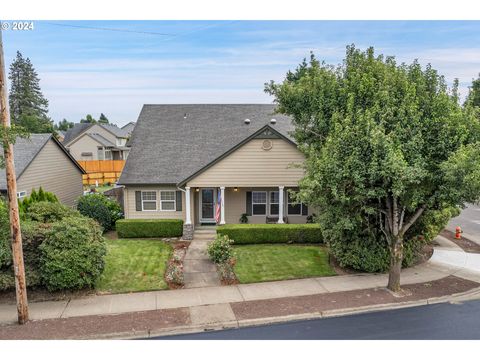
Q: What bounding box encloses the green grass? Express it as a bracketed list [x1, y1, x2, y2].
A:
[96, 238, 172, 293]
[84, 185, 114, 193]
[233, 244, 336, 284]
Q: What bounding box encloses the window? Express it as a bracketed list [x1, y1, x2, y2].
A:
[116, 138, 127, 147]
[269, 191, 279, 215]
[252, 191, 267, 215]
[287, 192, 305, 215]
[160, 191, 176, 211]
[104, 149, 112, 160]
[17, 191, 27, 200]
[141, 191, 157, 211]
[97, 147, 104, 160]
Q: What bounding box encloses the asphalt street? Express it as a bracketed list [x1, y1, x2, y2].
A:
[155, 300, 480, 340]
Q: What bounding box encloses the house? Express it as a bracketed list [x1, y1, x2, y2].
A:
[0, 134, 86, 207]
[121, 122, 136, 136]
[62, 123, 131, 161]
[118, 104, 312, 239]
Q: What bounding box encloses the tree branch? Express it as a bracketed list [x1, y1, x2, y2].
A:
[399, 204, 427, 238]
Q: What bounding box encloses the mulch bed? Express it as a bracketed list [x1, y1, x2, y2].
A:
[230, 275, 479, 320]
[440, 230, 480, 253]
[0, 307, 190, 340]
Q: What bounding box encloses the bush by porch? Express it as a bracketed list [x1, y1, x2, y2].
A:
[116, 219, 183, 238]
[216, 224, 322, 244]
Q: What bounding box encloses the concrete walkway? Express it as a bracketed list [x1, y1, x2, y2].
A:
[1, 234, 480, 326]
[183, 228, 221, 288]
[430, 235, 480, 277]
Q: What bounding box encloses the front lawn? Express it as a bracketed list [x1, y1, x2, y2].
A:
[96, 238, 172, 293]
[233, 245, 336, 283]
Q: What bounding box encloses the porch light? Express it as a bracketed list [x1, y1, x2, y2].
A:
[233, 187, 238, 192]
[195, 187, 199, 192]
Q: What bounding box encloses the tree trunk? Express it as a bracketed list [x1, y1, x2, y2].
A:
[387, 237, 403, 292]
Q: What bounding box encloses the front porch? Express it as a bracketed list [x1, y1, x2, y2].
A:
[184, 186, 310, 228]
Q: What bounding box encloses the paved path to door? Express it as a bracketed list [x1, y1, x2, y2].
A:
[183, 228, 221, 288]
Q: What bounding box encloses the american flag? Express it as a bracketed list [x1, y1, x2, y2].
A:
[215, 189, 221, 223]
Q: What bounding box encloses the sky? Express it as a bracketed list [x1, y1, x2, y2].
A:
[3, 20, 480, 127]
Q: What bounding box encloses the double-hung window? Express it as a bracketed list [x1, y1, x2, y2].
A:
[252, 191, 267, 215]
[141, 191, 157, 211]
[160, 190, 176, 211]
[269, 191, 279, 215]
[287, 192, 303, 215]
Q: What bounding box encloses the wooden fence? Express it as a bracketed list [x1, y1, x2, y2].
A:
[78, 160, 126, 185]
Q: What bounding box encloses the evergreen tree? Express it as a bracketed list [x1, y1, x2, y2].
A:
[80, 114, 96, 124]
[466, 74, 480, 119]
[55, 118, 74, 131]
[98, 113, 109, 124]
[8, 51, 53, 133]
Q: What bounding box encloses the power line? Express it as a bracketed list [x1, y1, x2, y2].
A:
[43, 22, 175, 36]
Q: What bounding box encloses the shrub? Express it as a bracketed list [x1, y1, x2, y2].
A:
[0, 199, 11, 268]
[18, 187, 58, 216]
[39, 216, 107, 291]
[116, 219, 183, 238]
[217, 224, 323, 245]
[77, 194, 123, 231]
[26, 201, 80, 223]
[207, 234, 234, 264]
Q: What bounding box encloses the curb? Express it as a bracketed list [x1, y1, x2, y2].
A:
[113, 285, 480, 340]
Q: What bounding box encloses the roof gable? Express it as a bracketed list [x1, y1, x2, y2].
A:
[0, 134, 85, 190]
[118, 104, 295, 186]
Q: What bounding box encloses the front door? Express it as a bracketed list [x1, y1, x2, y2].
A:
[200, 188, 215, 222]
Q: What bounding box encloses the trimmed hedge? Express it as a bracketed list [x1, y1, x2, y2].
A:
[116, 219, 184, 238]
[217, 224, 323, 245]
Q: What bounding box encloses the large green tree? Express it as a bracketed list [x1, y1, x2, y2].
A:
[98, 113, 109, 124]
[266, 46, 480, 292]
[80, 114, 96, 124]
[466, 74, 480, 119]
[54, 118, 74, 131]
[8, 51, 53, 133]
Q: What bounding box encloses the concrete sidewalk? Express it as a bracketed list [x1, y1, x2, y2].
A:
[1, 234, 480, 326]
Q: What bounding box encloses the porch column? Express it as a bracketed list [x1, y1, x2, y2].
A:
[185, 187, 191, 225]
[278, 186, 285, 224]
[220, 186, 226, 225]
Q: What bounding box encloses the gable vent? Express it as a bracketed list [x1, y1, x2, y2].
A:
[244, 118, 251, 125]
[270, 118, 277, 125]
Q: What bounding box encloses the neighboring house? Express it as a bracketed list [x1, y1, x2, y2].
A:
[118, 104, 312, 238]
[62, 123, 131, 161]
[56, 130, 66, 142]
[121, 122, 136, 136]
[0, 134, 86, 207]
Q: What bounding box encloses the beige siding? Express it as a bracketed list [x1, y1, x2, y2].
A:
[124, 185, 186, 221]
[67, 134, 102, 160]
[187, 139, 305, 187]
[17, 139, 84, 207]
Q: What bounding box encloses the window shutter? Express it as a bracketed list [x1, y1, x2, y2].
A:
[302, 204, 309, 216]
[176, 191, 183, 211]
[135, 191, 142, 211]
[246, 191, 252, 216]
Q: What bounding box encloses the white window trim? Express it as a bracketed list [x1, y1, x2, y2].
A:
[269, 191, 279, 216]
[251, 191, 267, 216]
[160, 190, 176, 212]
[141, 190, 158, 212]
[17, 191, 27, 200]
[287, 192, 304, 216]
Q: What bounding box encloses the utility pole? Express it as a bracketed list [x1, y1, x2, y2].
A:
[0, 24, 29, 324]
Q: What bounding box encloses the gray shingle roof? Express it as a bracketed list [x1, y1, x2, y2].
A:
[0, 134, 85, 190]
[87, 133, 116, 148]
[101, 123, 130, 138]
[63, 123, 92, 144]
[118, 104, 295, 186]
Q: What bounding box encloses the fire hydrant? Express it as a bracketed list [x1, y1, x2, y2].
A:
[455, 226, 462, 240]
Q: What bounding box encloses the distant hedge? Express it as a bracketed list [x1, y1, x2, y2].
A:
[116, 219, 184, 238]
[217, 224, 323, 245]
